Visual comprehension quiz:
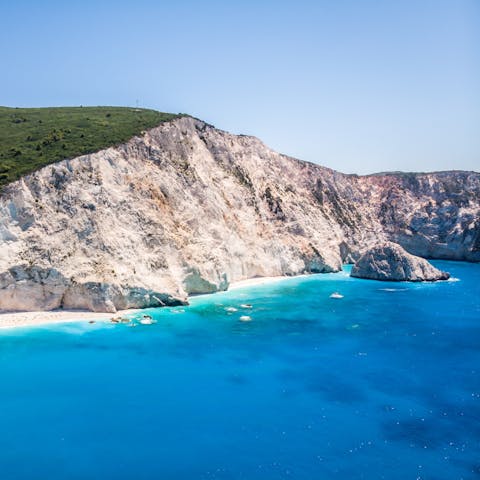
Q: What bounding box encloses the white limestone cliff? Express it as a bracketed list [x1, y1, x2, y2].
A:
[0, 117, 478, 311]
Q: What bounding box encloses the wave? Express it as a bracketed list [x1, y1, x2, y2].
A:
[379, 288, 408, 292]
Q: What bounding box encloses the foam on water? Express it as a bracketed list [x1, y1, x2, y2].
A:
[379, 287, 409, 292]
[0, 260, 479, 480]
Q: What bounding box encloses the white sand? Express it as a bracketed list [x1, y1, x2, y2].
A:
[229, 275, 306, 290]
[0, 309, 138, 330]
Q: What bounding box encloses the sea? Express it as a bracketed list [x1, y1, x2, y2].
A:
[0, 261, 479, 479]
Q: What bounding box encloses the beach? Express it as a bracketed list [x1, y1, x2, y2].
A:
[0, 276, 299, 330]
[228, 274, 302, 290]
[0, 309, 120, 329]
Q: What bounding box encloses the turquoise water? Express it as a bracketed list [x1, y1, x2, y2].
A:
[1, 261, 479, 479]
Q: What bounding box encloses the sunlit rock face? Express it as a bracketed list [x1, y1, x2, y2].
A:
[0, 117, 478, 311]
[350, 242, 450, 282]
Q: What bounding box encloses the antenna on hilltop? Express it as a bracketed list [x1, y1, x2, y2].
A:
[135, 99, 139, 111]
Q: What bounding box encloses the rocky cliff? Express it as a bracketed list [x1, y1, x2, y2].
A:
[0, 116, 478, 311]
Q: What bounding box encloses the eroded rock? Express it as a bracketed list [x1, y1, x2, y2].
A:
[350, 243, 450, 281]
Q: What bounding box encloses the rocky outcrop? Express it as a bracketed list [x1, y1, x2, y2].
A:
[0, 265, 186, 313]
[0, 116, 477, 312]
[350, 243, 450, 281]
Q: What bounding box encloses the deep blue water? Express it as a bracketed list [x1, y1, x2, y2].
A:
[0, 261, 479, 480]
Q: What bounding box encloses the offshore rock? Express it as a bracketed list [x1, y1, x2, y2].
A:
[350, 243, 450, 281]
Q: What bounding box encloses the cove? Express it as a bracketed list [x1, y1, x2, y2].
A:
[0, 261, 479, 480]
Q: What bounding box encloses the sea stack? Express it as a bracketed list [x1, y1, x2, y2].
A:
[350, 242, 450, 282]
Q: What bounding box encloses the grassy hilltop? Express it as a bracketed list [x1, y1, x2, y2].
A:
[0, 106, 181, 188]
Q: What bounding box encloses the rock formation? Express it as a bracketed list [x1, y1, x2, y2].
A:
[350, 242, 450, 281]
[0, 116, 477, 311]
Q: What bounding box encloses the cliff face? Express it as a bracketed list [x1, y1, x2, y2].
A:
[0, 117, 478, 312]
[355, 172, 480, 262]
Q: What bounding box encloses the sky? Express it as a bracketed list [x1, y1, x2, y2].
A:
[1, 0, 478, 174]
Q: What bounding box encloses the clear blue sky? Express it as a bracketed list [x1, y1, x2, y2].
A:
[1, 0, 478, 174]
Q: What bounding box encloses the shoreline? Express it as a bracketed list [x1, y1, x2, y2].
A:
[0, 263, 461, 330]
[228, 274, 305, 290]
[0, 309, 143, 330]
[0, 274, 303, 331]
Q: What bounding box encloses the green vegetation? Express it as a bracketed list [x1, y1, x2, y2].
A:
[0, 106, 182, 188]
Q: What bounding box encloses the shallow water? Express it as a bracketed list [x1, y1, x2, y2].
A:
[0, 261, 479, 479]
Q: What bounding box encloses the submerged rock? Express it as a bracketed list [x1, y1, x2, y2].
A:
[350, 243, 450, 282]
